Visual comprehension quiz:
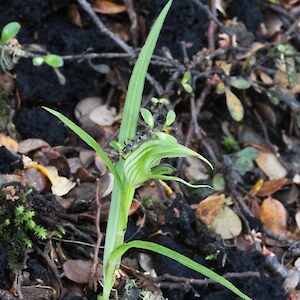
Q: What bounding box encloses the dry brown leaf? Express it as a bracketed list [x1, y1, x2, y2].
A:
[68, 4, 83, 27]
[95, 154, 107, 175]
[63, 259, 102, 284]
[259, 72, 274, 85]
[18, 138, 49, 154]
[295, 210, 300, 231]
[25, 164, 75, 196]
[260, 197, 287, 235]
[249, 179, 264, 195]
[256, 178, 288, 197]
[24, 168, 47, 193]
[274, 70, 300, 95]
[255, 152, 287, 179]
[0, 133, 18, 153]
[128, 200, 141, 216]
[196, 193, 225, 225]
[225, 87, 244, 122]
[92, 0, 126, 14]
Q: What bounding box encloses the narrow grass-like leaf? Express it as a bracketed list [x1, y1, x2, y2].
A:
[43, 107, 123, 189]
[118, 0, 173, 144]
[109, 241, 252, 300]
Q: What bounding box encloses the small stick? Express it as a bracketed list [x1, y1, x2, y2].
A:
[208, 0, 217, 51]
[76, 0, 134, 55]
[124, 0, 139, 48]
[89, 179, 103, 290]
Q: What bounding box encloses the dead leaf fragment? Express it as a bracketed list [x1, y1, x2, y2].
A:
[256, 178, 288, 197]
[225, 87, 244, 122]
[196, 194, 225, 225]
[25, 164, 75, 196]
[255, 152, 287, 179]
[92, 0, 126, 14]
[89, 105, 116, 126]
[18, 138, 49, 154]
[63, 259, 102, 284]
[211, 206, 242, 239]
[0, 133, 18, 153]
[24, 168, 47, 193]
[68, 4, 83, 27]
[260, 197, 287, 235]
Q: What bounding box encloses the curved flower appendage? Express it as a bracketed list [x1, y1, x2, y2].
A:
[123, 132, 213, 188]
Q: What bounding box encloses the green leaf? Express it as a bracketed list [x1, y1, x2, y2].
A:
[118, 0, 173, 145]
[109, 241, 252, 300]
[165, 110, 176, 127]
[110, 140, 124, 151]
[237, 147, 259, 160]
[277, 44, 286, 53]
[212, 173, 225, 191]
[234, 157, 254, 176]
[43, 107, 123, 190]
[44, 54, 64, 68]
[1, 22, 21, 43]
[229, 78, 251, 90]
[182, 71, 191, 84]
[32, 57, 44, 66]
[182, 83, 193, 93]
[140, 108, 154, 129]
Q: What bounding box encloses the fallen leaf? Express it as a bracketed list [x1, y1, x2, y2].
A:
[256, 178, 288, 197]
[24, 168, 47, 193]
[68, 4, 83, 27]
[225, 87, 244, 121]
[0, 133, 18, 153]
[196, 194, 225, 225]
[295, 210, 300, 231]
[215, 0, 226, 16]
[260, 197, 287, 235]
[255, 152, 287, 179]
[25, 163, 75, 196]
[63, 259, 102, 284]
[259, 72, 273, 85]
[89, 105, 116, 126]
[18, 138, 49, 154]
[128, 200, 141, 216]
[92, 0, 126, 14]
[95, 154, 107, 175]
[184, 156, 209, 181]
[75, 97, 102, 127]
[211, 206, 242, 239]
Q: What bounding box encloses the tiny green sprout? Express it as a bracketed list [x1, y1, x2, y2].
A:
[277, 44, 287, 53]
[140, 108, 154, 129]
[165, 110, 176, 127]
[1, 22, 21, 43]
[151, 97, 159, 104]
[26, 219, 36, 230]
[221, 136, 238, 151]
[205, 250, 220, 261]
[32, 56, 44, 66]
[181, 71, 193, 93]
[110, 140, 124, 151]
[151, 97, 169, 105]
[4, 219, 10, 226]
[44, 54, 64, 68]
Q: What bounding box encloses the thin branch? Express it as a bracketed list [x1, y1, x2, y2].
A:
[124, 0, 139, 48]
[76, 0, 134, 55]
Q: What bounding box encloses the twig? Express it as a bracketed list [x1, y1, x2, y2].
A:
[76, 0, 134, 55]
[192, 0, 229, 34]
[152, 271, 260, 289]
[208, 0, 217, 51]
[124, 0, 139, 49]
[89, 179, 103, 290]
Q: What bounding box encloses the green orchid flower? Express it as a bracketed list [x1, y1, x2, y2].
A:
[124, 131, 213, 189]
